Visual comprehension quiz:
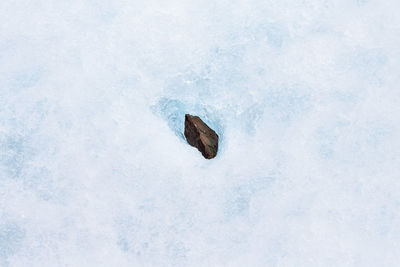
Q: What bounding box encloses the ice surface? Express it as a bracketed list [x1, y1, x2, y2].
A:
[1, 0, 400, 266]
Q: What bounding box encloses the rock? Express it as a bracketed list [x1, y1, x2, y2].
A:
[184, 114, 219, 159]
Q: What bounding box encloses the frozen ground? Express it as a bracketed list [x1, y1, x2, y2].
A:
[1, 0, 400, 266]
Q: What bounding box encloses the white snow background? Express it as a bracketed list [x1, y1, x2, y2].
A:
[1, 0, 400, 266]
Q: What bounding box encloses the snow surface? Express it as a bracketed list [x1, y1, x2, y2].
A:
[1, 0, 400, 266]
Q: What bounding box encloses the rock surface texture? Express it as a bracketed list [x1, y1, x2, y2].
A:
[184, 114, 219, 159]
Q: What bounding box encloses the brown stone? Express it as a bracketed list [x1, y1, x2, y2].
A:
[184, 114, 219, 159]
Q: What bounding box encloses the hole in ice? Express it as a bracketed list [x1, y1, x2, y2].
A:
[151, 97, 224, 144]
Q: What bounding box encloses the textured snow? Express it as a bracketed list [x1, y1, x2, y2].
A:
[1, 0, 400, 266]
